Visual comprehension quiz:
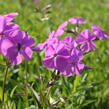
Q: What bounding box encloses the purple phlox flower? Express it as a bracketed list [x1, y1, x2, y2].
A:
[0, 16, 19, 52]
[3, 12, 19, 22]
[33, 31, 58, 51]
[68, 17, 86, 24]
[42, 42, 70, 71]
[92, 24, 109, 40]
[61, 36, 77, 51]
[76, 29, 96, 53]
[54, 21, 68, 37]
[0, 16, 19, 37]
[60, 49, 84, 76]
[1, 30, 35, 65]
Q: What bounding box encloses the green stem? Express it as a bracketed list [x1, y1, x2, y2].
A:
[24, 61, 28, 85]
[2, 65, 9, 103]
[73, 75, 81, 92]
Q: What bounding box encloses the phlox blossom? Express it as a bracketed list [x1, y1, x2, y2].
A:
[0, 16, 19, 53]
[42, 41, 70, 71]
[92, 24, 109, 40]
[68, 17, 86, 24]
[1, 30, 34, 65]
[60, 49, 84, 76]
[76, 29, 96, 53]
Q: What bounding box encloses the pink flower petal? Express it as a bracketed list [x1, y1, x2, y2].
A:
[21, 47, 33, 60]
[11, 53, 22, 65]
[55, 56, 68, 72]
[45, 45, 55, 57]
[0, 16, 6, 33]
[4, 12, 19, 22]
[42, 56, 55, 69]
[60, 64, 73, 76]
[0, 38, 15, 56]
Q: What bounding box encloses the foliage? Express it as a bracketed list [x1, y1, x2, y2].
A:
[0, 0, 109, 109]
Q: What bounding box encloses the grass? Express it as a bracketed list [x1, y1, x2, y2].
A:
[0, 0, 109, 108]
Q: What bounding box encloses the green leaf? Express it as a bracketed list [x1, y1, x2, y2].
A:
[10, 85, 18, 98]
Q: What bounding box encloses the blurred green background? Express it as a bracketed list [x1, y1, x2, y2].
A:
[0, 0, 109, 109]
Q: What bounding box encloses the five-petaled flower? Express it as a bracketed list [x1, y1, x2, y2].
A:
[42, 41, 70, 71]
[60, 49, 84, 76]
[61, 36, 77, 51]
[1, 30, 34, 65]
[92, 24, 109, 40]
[0, 16, 19, 53]
[68, 17, 86, 24]
[76, 29, 96, 53]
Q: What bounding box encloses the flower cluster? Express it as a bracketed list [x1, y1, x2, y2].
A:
[0, 13, 35, 65]
[35, 17, 109, 76]
[0, 13, 108, 76]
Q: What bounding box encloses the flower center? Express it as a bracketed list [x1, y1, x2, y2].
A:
[71, 61, 76, 65]
[54, 54, 58, 57]
[17, 43, 22, 51]
[0, 32, 5, 37]
[71, 57, 78, 65]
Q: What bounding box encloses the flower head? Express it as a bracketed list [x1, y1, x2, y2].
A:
[68, 17, 86, 24]
[1, 30, 34, 65]
[42, 41, 70, 71]
[76, 29, 96, 53]
[0, 16, 19, 52]
[60, 49, 84, 76]
[61, 36, 77, 51]
[34, 16, 109, 77]
[92, 24, 109, 40]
